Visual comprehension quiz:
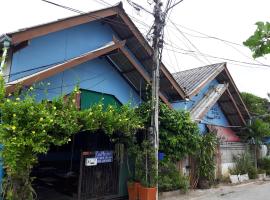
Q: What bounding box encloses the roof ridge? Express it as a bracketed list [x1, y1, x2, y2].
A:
[173, 62, 226, 75]
[1, 3, 121, 38]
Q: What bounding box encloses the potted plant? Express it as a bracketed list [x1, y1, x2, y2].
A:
[126, 141, 141, 200]
[127, 179, 140, 200]
[136, 141, 157, 200]
[257, 168, 266, 180]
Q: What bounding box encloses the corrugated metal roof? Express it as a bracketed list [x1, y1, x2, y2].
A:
[173, 63, 225, 96]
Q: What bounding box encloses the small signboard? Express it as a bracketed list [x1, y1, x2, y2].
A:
[85, 158, 97, 166]
[95, 151, 113, 163]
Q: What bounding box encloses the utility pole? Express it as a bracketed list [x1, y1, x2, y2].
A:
[126, 1, 183, 199]
[151, 0, 165, 199]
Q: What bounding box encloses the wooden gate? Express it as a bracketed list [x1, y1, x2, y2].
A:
[78, 151, 119, 200]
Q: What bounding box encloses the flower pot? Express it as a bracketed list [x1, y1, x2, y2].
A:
[127, 182, 140, 200]
[139, 185, 156, 200]
[197, 179, 210, 189]
[258, 173, 266, 181]
[134, 182, 141, 200]
[229, 175, 239, 184]
[127, 183, 135, 200]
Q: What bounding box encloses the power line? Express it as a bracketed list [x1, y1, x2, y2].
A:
[164, 45, 270, 69]
[169, 24, 265, 66]
[172, 22, 244, 47]
[22, 1, 270, 72]
[40, 0, 153, 34]
[164, 26, 182, 73]
[169, 19, 212, 65]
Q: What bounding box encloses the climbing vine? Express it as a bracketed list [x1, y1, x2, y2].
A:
[136, 100, 201, 161]
[0, 80, 143, 200]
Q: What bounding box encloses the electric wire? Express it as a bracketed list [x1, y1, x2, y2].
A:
[163, 46, 270, 69]
[169, 19, 212, 64]
[164, 26, 181, 73]
[40, 0, 152, 34]
[40, 0, 270, 70]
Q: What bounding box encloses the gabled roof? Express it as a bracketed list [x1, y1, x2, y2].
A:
[5, 40, 125, 93]
[5, 39, 172, 107]
[173, 63, 225, 97]
[1, 3, 185, 102]
[173, 63, 250, 127]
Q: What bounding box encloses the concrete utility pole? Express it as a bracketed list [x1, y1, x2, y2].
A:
[151, 0, 165, 199]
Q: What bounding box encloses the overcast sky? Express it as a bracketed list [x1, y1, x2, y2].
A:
[0, 0, 269, 98]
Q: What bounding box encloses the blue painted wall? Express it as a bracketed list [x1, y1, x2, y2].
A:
[172, 79, 230, 133]
[172, 79, 219, 110]
[10, 20, 115, 81]
[34, 57, 141, 105]
[9, 20, 143, 105]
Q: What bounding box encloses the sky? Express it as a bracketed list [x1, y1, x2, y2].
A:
[0, 0, 270, 98]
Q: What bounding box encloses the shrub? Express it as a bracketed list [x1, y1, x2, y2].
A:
[230, 153, 253, 175]
[179, 174, 189, 193]
[158, 159, 189, 193]
[229, 153, 258, 179]
[196, 133, 218, 183]
[258, 157, 270, 175]
[247, 166, 258, 179]
[257, 168, 266, 174]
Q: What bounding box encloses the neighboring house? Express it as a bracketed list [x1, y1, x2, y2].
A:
[0, 3, 186, 199]
[172, 63, 251, 177]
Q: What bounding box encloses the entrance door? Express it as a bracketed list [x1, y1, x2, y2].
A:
[78, 151, 119, 200]
[77, 131, 120, 200]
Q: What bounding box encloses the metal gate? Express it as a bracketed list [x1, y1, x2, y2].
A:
[78, 151, 119, 200]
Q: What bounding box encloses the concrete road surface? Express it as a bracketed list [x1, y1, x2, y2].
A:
[164, 181, 270, 200]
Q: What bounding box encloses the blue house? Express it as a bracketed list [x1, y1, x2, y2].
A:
[0, 3, 186, 199]
[172, 63, 250, 177]
[0, 3, 251, 198]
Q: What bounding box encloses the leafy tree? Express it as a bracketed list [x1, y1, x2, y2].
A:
[241, 92, 270, 140]
[241, 92, 269, 116]
[247, 119, 270, 143]
[244, 22, 270, 58]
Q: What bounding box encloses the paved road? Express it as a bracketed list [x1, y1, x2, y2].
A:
[163, 181, 270, 200]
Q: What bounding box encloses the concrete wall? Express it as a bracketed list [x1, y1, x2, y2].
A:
[220, 142, 248, 176]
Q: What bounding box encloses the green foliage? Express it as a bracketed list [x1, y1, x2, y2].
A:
[158, 159, 189, 193]
[196, 133, 217, 182]
[241, 92, 269, 116]
[244, 21, 270, 58]
[257, 168, 266, 174]
[135, 141, 157, 188]
[248, 166, 258, 179]
[229, 153, 257, 179]
[230, 153, 252, 175]
[0, 91, 80, 199]
[79, 103, 143, 141]
[258, 157, 270, 175]
[0, 81, 143, 199]
[137, 101, 201, 161]
[246, 119, 270, 144]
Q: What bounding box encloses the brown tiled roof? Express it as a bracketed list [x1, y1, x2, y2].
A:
[173, 63, 225, 97]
